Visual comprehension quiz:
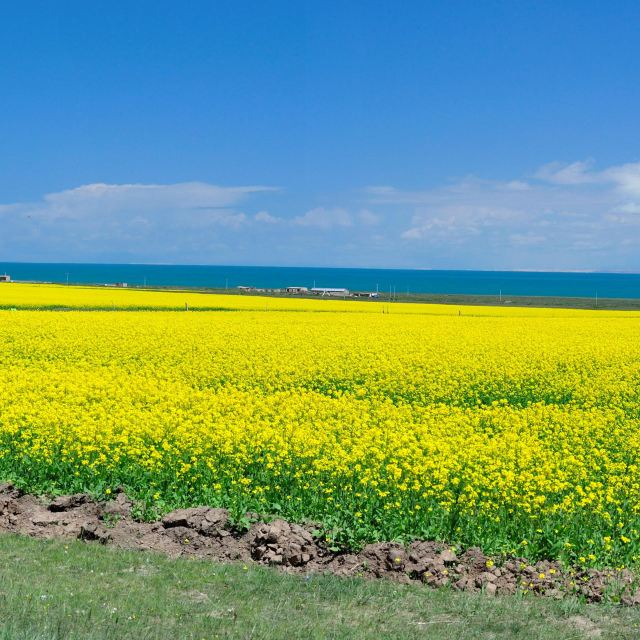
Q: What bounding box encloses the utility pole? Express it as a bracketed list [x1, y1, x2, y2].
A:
[65, 272, 69, 286]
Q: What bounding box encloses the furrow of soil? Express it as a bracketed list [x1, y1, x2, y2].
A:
[1, 482, 638, 605]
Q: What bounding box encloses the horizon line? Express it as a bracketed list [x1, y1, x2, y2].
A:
[1, 260, 640, 277]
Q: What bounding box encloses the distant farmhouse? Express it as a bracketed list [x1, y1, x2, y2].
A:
[0, 274, 10, 282]
[236, 284, 379, 299]
[311, 287, 349, 297]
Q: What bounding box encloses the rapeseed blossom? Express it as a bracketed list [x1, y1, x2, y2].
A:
[1, 284, 640, 566]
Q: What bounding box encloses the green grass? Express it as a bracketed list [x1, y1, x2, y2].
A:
[1, 535, 640, 639]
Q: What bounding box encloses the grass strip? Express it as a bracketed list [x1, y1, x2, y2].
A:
[2, 534, 640, 639]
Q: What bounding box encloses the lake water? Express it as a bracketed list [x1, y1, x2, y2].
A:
[1, 262, 639, 299]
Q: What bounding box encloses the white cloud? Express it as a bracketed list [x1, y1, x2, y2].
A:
[364, 185, 432, 205]
[534, 159, 640, 197]
[293, 207, 353, 229]
[184, 209, 248, 229]
[535, 160, 598, 185]
[401, 205, 525, 240]
[0, 181, 278, 262]
[3, 161, 640, 270]
[254, 210, 282, 224]
[509, 232, 547, 246]
[257, 208, 375, 228]
[503, 180, 531, 191]
[363, 159, 640, 270]
[603, 162, 640, 197]
[18, 181, 276, 221]
[358, 209, 380, 226]
[613, 202, 640, 214]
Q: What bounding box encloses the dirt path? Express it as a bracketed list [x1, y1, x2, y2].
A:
[1, 482, 638, 604]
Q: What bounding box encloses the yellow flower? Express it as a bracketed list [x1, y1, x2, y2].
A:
[2, 282, 640, 567]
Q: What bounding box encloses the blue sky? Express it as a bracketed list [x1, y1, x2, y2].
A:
[1, 1, 640, 270]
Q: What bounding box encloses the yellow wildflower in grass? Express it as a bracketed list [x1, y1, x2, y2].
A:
[1, 284, 640, 565]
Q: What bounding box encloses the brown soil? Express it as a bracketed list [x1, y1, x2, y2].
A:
[2, 482, 639, 605]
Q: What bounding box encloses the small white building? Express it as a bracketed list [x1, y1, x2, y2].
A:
[311, 287, 350, 297]
[285, 286, 308, 294]
[0, 274, 11, 282]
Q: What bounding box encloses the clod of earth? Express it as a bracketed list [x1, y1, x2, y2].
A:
[1, 482, 639, 605]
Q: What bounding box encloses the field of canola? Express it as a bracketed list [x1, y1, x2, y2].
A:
[2, 283, 640, 567]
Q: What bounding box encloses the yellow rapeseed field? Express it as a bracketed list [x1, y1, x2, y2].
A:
[0, 281, 619, 316]
[2, 283, 640, 566]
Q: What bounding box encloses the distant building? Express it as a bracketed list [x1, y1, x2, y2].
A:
[0, 274, 11, 282]
[285, 286, 308, 294]
[353, 291, 379, 298]
[311, 287, 350, 297]
[115, 282, 128, 288]
[237, 285, 255, 292]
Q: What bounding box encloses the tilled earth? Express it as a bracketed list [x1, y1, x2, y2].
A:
[2, 482, 639, 605]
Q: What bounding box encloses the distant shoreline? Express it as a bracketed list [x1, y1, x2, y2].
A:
[2, 263, 640, 301]
[6, 279, 640, 311]
[2, 260, 639, 276]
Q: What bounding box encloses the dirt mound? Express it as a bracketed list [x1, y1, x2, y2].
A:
[1, 482, 638, 604]
[249, 519, 318, 566]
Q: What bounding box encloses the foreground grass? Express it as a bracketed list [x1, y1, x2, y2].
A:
[1, 536, 640, 639]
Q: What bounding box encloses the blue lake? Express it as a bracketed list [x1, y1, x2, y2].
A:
[1, 263, 639, 299]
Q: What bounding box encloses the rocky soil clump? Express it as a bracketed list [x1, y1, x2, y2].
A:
[1, 482, 638, 604]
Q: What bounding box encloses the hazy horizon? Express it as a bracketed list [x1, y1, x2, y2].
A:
[2, 259, 640, 277]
